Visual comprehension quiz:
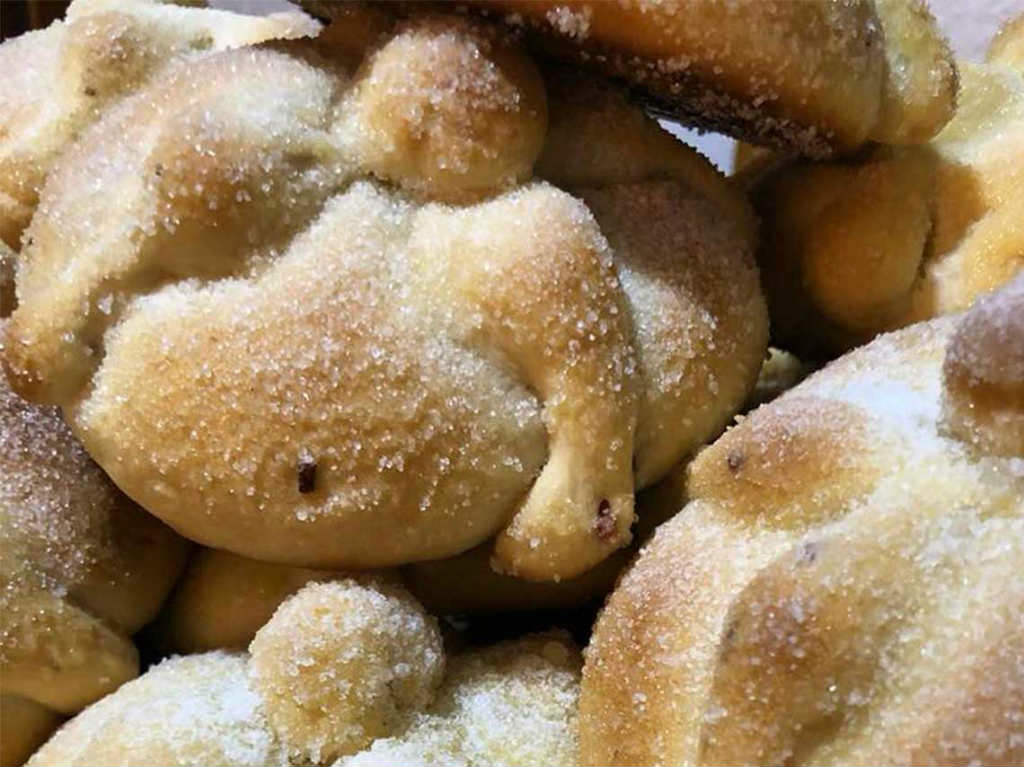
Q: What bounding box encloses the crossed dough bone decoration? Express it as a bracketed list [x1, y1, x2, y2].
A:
[580, 273, 1024, 765]
[0, 0, 319, 251]
[3, 10, 767, 581]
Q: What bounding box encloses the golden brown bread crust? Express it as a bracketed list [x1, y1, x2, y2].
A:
[580, 274, 1024, 766]
[0, 0, 319, 251]
[0, 696, 63, 767]
[742, 20, 1023, 357]
[4, 13, 766, 582]
[0, 242, 15, 318]
[0, 372, 189, 764]
[450, 0, 956, 157]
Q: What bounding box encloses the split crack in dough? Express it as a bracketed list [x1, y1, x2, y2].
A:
[0, 0, 319, 251]
[739, 16, 1024, 357]
[28, 580, 582, 767]
[580, 273, 1024, 766]
[450, 0, 957, 157]
[4, 9, 767, 582]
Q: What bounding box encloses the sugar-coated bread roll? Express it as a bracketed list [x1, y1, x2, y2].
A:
[0, 373, 189, 765]
[580, 273, 1024, 765]
[4, 11, 765, 582]
[0, 0, 318, 250]
[741, 18, 1023, 357]
[249, 579, 444, 763]
[942, 273, 1024, 457]
[28, 578, 581, 767]
[443, 0, 956, 156]
[27, 652, 288, 767]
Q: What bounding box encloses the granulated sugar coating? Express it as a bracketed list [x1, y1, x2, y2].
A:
[0, 0, 319, 250]
[338, 632, 581, 767]
[27, 653, 287, 767]
[4, 7, 766, 583]
[337, 14, 547, 203]
[942, 272, 1024, 456]
[461, 0, 956, 156]
[743, 19, 1024, 357]
[0, 371, 189, 764]
[26, 581, 581, 766]
[580, 276, 1024, 765]
[248, 579, 444, 763]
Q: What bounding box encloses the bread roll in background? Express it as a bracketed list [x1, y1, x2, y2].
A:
[150, 548, 377, 654]
[739, 18, 1023, 357]
[679, 0, 1023, 173]
[0, 373, 189, 765]
[580, 273, 1024, 766]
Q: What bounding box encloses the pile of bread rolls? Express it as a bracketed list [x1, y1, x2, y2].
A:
[1, 1, 1020, 765]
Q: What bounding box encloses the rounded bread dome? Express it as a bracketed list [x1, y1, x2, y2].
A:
[580, 274, 1024, 766]
[4, 8, 766, 582]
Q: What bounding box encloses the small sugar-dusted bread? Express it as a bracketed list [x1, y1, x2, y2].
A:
[0, 373, 189, 765]
[443, 0, 956, 156]
[0, 0, 317, 251]
[5, 11, 765, 582]
[580, 273, 1024, 766]
[742, 19, 1023, 357]
[29, 580, 581, 767]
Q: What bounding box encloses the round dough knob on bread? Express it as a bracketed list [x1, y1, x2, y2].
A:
[248, 579, 444, 763]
